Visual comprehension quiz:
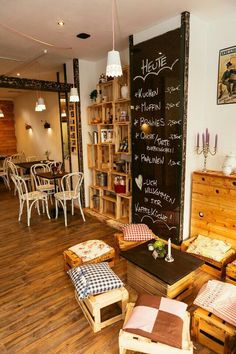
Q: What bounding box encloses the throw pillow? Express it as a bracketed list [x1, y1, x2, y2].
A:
[68, 262, 123, 299]
[194, 280, 236, 327]
[123, 294, 187, 349]
[186, 234, 231, 262]
[122, 224, 153, 241]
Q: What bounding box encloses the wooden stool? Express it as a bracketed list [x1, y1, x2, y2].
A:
[119, 303, 193, 354]
[192, 307, 236, 354]
[226, 261, 236, 285]
[63, 240, 115, 271]
[75, 287, 129, 332]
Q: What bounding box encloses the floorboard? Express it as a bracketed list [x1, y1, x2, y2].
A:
[0, 183, 215, 353]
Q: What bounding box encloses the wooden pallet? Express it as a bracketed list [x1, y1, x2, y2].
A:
[192, 307, 236, 354]
[75, 287, 128, 333]
[182, 171, 236, 278]
[63, 246, 115, 271]
[225, 262, 236, 285]
[119, 303, 193, 353]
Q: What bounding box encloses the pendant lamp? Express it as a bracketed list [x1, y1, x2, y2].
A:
[0, 109, 4, 118]
[61, 110, 67, 117]
[35, 102, 42, 112]
[37, 97, 46, 111]
[69, 86, 79, 102]
[106, 0, 122, 77]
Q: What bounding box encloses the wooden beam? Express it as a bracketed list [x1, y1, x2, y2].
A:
[0, 75, 72, 92]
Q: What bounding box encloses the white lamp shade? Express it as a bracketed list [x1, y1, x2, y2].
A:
[70, 87, 79, 102]
[106, 50, 122, 77]
[0, 109, 4, 118]
[35, 102, 42, 112]
[38, 97, 46, 110]
[61, 110, 67, 117]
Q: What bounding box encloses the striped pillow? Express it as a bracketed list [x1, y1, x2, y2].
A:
[122, 224, 153, 241]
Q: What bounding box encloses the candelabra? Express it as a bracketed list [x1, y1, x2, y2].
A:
[196, 129, 218, 172]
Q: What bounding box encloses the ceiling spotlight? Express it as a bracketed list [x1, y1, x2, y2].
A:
[77, 33, 91, 39]
[58, 20, 65, 26]
[16, 72, 20, 76]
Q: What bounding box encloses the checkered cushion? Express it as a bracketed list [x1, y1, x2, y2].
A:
[122, 224, 153, 241]
[68, 262, 123, 299]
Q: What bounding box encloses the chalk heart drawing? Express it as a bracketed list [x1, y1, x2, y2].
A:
[135, 174, 143, 191]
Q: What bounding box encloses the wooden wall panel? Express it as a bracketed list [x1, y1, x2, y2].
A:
[0, 100, 17, 155]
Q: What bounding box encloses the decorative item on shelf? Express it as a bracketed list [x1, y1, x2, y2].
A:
[121, 84, 129, 99]
[222, 153, 236, 175]
[92, 194, 100, 209]
[196, 128, 218, 172]
[101, 128, 113, 143]
[114, 176, 126, 193]
[0, 109, 4, 118]
[97, 172, 107, 187]
[119, 110, 128, 122]
[90, 89, 97, 103]
[165, 238, 174, 263]
[69, 86, 79, 102]
[119, 137, 128, 152]
[25, 123, 32, 130]
[102, 96, 107, 103]
[106, 0, 122, 77]
[115, 160, 125, 172]
[99, 73, 107, 84]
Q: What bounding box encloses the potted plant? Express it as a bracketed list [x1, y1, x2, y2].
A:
[90, 89, 97, 103]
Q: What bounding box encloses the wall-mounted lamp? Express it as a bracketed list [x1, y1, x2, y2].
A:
[44, 121, 51, 129]
[0, 109, 4, 118]
[61, 109, 67, 117]
[25, 123, 32, 130]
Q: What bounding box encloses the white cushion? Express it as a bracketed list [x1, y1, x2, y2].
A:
[54, 191, 76, 200]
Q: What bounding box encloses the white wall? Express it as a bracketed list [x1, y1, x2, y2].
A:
[204, 16, 236, 170]
[14, 91, 62, 161]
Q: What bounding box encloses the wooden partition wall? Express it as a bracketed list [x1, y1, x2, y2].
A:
[0, 100, 17, 155]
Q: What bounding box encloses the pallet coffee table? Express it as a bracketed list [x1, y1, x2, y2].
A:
[120, 242, 204, 300]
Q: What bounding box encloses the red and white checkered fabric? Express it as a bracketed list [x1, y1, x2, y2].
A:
[194, 280, 236, 327]
[122, 224, 153, 241]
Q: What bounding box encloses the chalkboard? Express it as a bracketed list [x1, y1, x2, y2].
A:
[130, 21, 188, 245]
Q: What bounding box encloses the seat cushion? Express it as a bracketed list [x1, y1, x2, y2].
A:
[69, 240, 113, 262]
[37, 184, 54, 191]
[186, 234, 231, 262]
[54, 191, 76, 200]
[122, 224, 154, 241]
[68, 262, 123, 299]
[123, 294, 187, 349]
[194, 279, 236, 327]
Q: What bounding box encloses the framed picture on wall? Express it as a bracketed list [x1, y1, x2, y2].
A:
[217, 45, 236, 105]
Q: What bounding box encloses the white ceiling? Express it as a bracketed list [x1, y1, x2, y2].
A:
[0, 0, 235, 79]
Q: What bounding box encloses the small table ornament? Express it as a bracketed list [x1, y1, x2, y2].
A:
[165, 238, 174, 263]
[196, 128, 218, 172]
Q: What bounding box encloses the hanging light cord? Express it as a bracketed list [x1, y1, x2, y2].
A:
[112, 0, 115, 50]
[0, 23, 72, 50]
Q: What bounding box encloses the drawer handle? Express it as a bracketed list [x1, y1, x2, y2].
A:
[215, 189, 219, 194]
[199, 212, 204, 218]
[201, 177, 205, 181]
[233, 182, 236, 186]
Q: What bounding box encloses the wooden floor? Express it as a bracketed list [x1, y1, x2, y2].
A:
[0, 183, 215, 354]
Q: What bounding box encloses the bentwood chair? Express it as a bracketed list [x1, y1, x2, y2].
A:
[0, 158, 10, 190]
[11, 174, 50, 226]
[7, 160, 32, 193]
[31, 164, 55, 202]
[54, 172, 85, 226]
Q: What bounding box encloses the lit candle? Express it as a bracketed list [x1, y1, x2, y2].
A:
[197, 133, 199, 147]
[168, 238, 171, 258]
[215, 134, 218, 149]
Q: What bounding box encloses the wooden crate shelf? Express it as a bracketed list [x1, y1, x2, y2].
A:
[87, 67, 132, 224]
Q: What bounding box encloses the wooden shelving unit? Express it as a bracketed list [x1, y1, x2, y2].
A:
[68, 103, 77, 154]
[87, 66, 132, 223]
